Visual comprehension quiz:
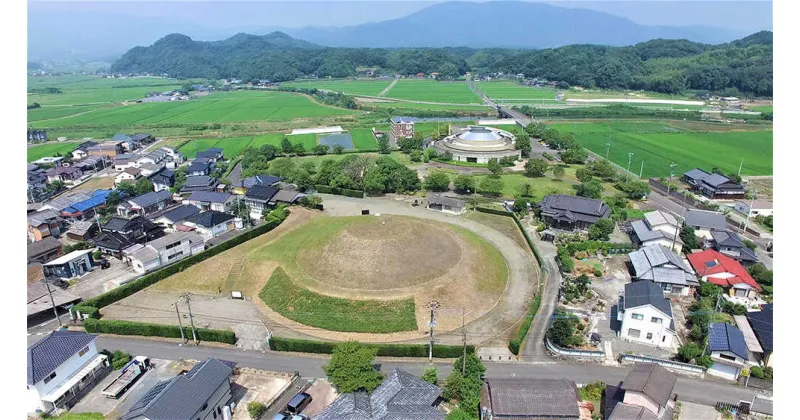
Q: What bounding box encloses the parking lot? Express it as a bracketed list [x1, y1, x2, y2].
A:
[69, 258, 140, 300]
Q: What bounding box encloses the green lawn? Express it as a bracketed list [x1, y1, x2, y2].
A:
[748, 105, 773, 114]
[280, 79, 393, 96]
[27, 142, 79, 162]
[349, 128, 378, 149]
[476, 81, 557, 100]
[28, 75, 192, 107]
[384, 79, 482, 104]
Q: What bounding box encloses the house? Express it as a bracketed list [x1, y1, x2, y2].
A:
[112, 134, 139, 152]
[87, 141, 125, 158]
[627, 245, 699, 296]
[151, 204, 201, 232]
[137, 149, 168, 167]
[27, 237, 63, 264]
[187, 159, 213, 176]
[120, 358, 236, 420]
[185, 191, 234, 213]
[148, 167, 175, 192]
[733, 315, 765, 367]
[66, 220, 99, 242]
[41, 190, 96, 213]
[479, 378, 581, 420]
[73, 156, 107, 173]
[130, 133, 155, 145]
[46, 166, 84, 184]
[270, 189, 302, 205]
[687, 249, 761, 301]
[26, 331, 110, 414]
[179, 211, 237, 241]
[232, 174, 281, 195]
[114, 154, 139, 171]
[33, 156, 65, 166]
[707, 230, 758, 264]
[195, 148, 224, 163]
[537, 194, 611, 231]
[159, 147, 184, 168]
[617, 280, 675, 348]
[94, 216, 165, 258]
[128, 231, 205, 274]
[27, 282, 81, 319]
[745, 304, 773, 367]
[604, 363, 677, 420]
[180, 175, 219, 194]
[28, 128, 48, 143]
[117, 190, 173, 217]
[390, 116, 416, 139]
[316, 368, 445, 420]
[138, 163, 165, 177]
[42, 249, 95, 279]
[707, 323, 749, 380]
[61, 189, 118, 221]
[630, 211, 683, 252]
[682, 169, 745, 199]
[243, 185, 279, 218]
[428, 194, 467, 215]
[684, 210, 727, 241]
[115, 167, 142, 186]
[28, 209, 63, 242]
[733, 200, 773, 218]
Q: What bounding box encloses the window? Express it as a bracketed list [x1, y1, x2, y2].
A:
[651, 317, 662, 324]
[43, 372, 57, 384]
[627, 329, 641, 338]
[201, 403, 208, 411]
[720, 354, 737, 361]
[646, 333, 653, 340]
[78, 346, 89, 357]
[632, 313, 644, 320]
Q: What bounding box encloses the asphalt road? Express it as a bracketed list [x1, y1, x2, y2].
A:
[96, 336, 771, 410]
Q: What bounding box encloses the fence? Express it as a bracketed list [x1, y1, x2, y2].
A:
[619, 354, 706, 376]
[545, 338, 605, 358]
[738, 375, 773, 391]
[648, 178, 704, 208]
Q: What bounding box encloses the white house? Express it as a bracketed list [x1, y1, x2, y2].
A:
[115, 167, 142, 186]
[42, 249, 95, 279]
[707, 323, 749, 380]
[27, 331, 110, 414]
[617, 280, 675, 348]
[733, 200, 773, 218]
[179, 210, 237, 241]
[630, 211, 683, 253]
[185, 191, 235, 213]
[128, 231, 205, 274]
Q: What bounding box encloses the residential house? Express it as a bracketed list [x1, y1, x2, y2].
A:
[113, 154, 139, 171]
[479, 378, 582, 420]
[87, 141, 125, 158]
[115, 167, 142, 186]
[231, 174, 281, 195]
[94, 216, 165, 259]
[745, 304, 773, 367]
[27, 128, 48, 143]
[195, 148, 224, 163]
[112, 133, 138, 152]
[316, 368, 445, 420]
[616, 280, 675, 348]
[185, 191, 234, 213]
[26, 331, 110, 414]
[180, 175, 219, 194]
[159, 147, 184, 169]
[28, 210, 63, 242]
[428, 194, 467, 215]
[687, 249, 762, 301]
[684, 209, 727, 241]
[151, 204, 200, 232]
[707, 230, 758, 264]
[66, 220, 99, 242]
[130, 133, 155, 145]
[630, 210, 683, 253]
[537, 194, 611, 231]
[71, 141, 98, 160]
[42, 249, 95, 279]
[136, 149, 168, 167]
[61, 189, 118, 221]
[46, 166, 84, 185]
[148, 167, 175, 192]
[733, 200, 773, 218]
[128, 231, 205, 274]
[733, 315, 765, 367]
[41, 190, 96, 213]
[179, 211, 237, 241]
[117, 190, 173, 217]
[27, 282, 81, 320]
[120, 358, 236, 420]
[27, 237, 63, 264]
[604, 363, 677, 420]
[627, 245, 699, 296]
[270, 189, 302, 206]
[137, 163, 165, 177]
[707, 323, 749, 380]
[73, 156, 107, 173]
[187, 159, 213, 176]
[243, 185, 279, 219]
[682, 168, 745, 199]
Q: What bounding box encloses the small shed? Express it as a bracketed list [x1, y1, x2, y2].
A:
[427, 194, 466, 215]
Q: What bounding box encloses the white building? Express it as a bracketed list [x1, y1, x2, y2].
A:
[128, 231, 205, 274]
[733, 200, 773, 218]
[179, 210, 237, 241]
[41, 249, 95, 279]
[115, 167, 142, 186]
[630, 211, 683, 253]
[707, 323, 749, 380]
[617, 280, 675, 348]
[27, 331, 109, 414]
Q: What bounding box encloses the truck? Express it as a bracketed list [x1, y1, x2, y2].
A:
[101, 356, 151, 399]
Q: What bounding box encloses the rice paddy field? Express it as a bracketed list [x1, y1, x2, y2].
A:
[551, 121, 773, 178]
[383, 79, 482, 104]
[279, 79, 393, 96]
[177, 129, 377, 158]
[475, 81, 558, 101]
[27, 142, 81, 162]
[362, 100, 491, 112]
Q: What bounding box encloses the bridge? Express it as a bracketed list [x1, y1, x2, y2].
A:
[467, 78, 534, 128]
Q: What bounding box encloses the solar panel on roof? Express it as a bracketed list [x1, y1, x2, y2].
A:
[705, 261, 717, 267]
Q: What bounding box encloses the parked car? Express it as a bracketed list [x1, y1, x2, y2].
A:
[98, 259, 110, 269]
[272, 414, 291, 420]
[286, 392, 313, 414]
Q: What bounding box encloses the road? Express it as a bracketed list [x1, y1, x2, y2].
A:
[521, 228, 561, 361]
[95, 336, 771, 410]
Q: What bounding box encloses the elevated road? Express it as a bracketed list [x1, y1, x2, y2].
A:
[467, 78, 533, 127]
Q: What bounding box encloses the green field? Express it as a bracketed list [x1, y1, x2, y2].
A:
[476, 81, 557, 100]
[363, 101, 490, 112]
[474, 169, 618, 200]
[285, 133, 319, 149]
[551, 121, 773, 177]
[349, 128, 378, 149]
[384, 80, 481, 104]
[280, 79, 393, 96]
[27, 142, 79, 162]
[748, 105, 773, 114]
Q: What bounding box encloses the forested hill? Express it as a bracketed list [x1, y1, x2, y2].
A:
[111, 31, 773, 97]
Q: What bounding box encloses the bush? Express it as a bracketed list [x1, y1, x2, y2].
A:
[593, 268, 602, 277]
[750, 366, 765, 379]
[111, 350, 132, 370]
[421, 367, 438, 384]
[677, 342, 703, 363]
[71, 305, 100, 319]
[475, 206, 510, 217]
[579, 381, 605, 401]
[269, 336, 473, 358]
[247, 401, 266, 419]
[314, 184, 365, 198]
[84, 319, 236, 344]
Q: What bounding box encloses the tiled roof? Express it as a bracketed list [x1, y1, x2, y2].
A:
[184, 210, 235, 228]
[746, 304, 773, 352]
[28, 209, 61, 226]
[684, 210, 727, 230]
[709, 323, 749, 360]
[184, 175, 215, 187]
[621, 363, 677, 408]
[27, 237, 62, 261]
[623, 281, 673, 319]
[239, 174, 282, 189]
[129, 190, 172, 208]
[27, 331, 97, 385]
[538, 194, 611, 224]
[427, 194, 466, 210]
[155, 204, 200, 223]
[643, 210, 678, 228]
[627, 245, 697, 286]
[484, 378, 580, 418]
[686, 250, 760, 291]
[244, 185, 279, 201]
[187, 191, 231, 204]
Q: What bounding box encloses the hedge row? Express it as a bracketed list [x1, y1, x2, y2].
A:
[563, 240, 635, 255]
[84, 319, 236, 345]
[475, 206, 511, 217]
[81, 218, 283, 310]
[270, 336, 474, 358]
[511, 214, 544, 266]
[314, 184, 365, 198]
[70, 305, 99, 319]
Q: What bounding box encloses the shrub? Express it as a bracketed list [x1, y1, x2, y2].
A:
[677, 342, 703, 363]
[71, 305, 100, 319]
[247, 401, 266, 419]
[579, 381, 605, 401]
[421, 367, 438, 384]
[593, 268, 602, 277]
[269, 336, 473, 358]
[84, 319, 236, 344]
[750, 366, 765, 379]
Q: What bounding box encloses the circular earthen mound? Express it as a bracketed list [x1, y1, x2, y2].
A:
[296, 216, 462, 290]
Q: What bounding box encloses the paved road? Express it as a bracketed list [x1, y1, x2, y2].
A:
[227, 161, 243, 186]
[95, 336, 771, 409]
[521, 225, 562, 361]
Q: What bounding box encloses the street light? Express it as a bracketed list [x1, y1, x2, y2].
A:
[667, 162, 678, 196]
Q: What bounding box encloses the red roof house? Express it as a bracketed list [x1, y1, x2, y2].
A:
[687, 249, 761, 299]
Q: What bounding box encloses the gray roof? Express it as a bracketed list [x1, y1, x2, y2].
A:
[316, 368, 444, 420]
[621, 363, 677, 408]
[272, 189, 300, 203]
[121, 358, 235, 420]
[146, 231, 204, 250]
[628, 245, 697, 286]
[27, 237, 62, 261]
[609, 403, 661, 420]
[155, 204, 200, 223]
[391, 116, 416, 124]
[184, 210, 236, 228]
[244, 185, 279, 201]
[28, 209, 61, 226]
[484, 378, 580, 418]
[138, 163, 165, 173]
[538, 194, 611, 224]
[709, 323, 749, 360]
[683, 168, 710, 180]
[427, 194, 466, 210]
[643, 211, 678, 228]
[187, 191, 232, 204]
[129, 190, 172, 208]
[239, 174, 282, 189]
[27, 331, 97, 385]
[684, 210, 727, 230]
[623, 281, 673, 320]
[44, 190, 94, 211]
[184, 175, 215, 187]
[27, 283, 81, 317]
[188, 160, 211, 172]
[67, 220, 97, 236]
[703, 173, 734, 188]
[631, 220, 683, 245]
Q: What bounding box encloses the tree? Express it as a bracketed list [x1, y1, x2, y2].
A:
[397, 136, 423, 153]
[742, 239, 757, 251]
[515, 133, 531, 157]
[512, 199, 528, 214]
[247, 402, 266, 419]
[575, 167, 593, 183]
[478, 177, 504, 197]
[363, 168, 388, 195]
[677, 342, 703, 363]
[748, 263, 773, 287]
[293, 142, 306, 156]
[116, 181, 137, 196]
[453, 353, 486, 380]
[409, 149, 423, 162]
[442, 371, 464, 401]
[680, 225, 699, 250]
[487, 158, 503, 177]
[322, 341, 383, 393]
[424, 170, 451, 191]
[697, 281, 722, 298]
[134, 178, 154, 195]
[228, 199, 252, 227]
[560, 147, 588, 164]
[299, 194, 323, 209]
[170, 169, 187, 193]
[332, 144, 345, 155]
[281, 137, 293, 155]
[616, 180, 651, 199]
[547, 309, 581, 348]
[453, 174, 476, 193]
[574, 180, 602, 199]
[45, 180, 65, 192]
[552, 165, 565, 180]
[446, 408, 475, 420]
[313, 144, 330, 155]
[524, 158, 548, 177]
[515, 182, 534, 198]
[421, 367, 438, 385]
[588, 218, 615, 240]
[378, 137, 391, 154]
[587, 159, 617, 180]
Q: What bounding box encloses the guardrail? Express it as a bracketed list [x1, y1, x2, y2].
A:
[619, 354, 707, 376]
[545, 338, 605, 358]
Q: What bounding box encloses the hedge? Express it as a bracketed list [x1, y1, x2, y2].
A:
[81, 218, 283, 310]
[314, 184, 365, 198]
[270, 336, 474, 358]
[508, 213, 548, 355]
[563, 241, 635, 256]
[475, 206, 511, 217]
[84, 319, 236, 345]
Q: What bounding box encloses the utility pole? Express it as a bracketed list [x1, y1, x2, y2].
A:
[605, 137, 611, 160]
[461, 307, 467, 375]
[626, 152, 633, 181]
[639, 160, 644, 178]
[43, 280, 62, 328]
[742, 189, 758, 233]
[184, 293, 198, 345]
[427, 301, 440, 362]
[172, 301, 186, 344]
[670, 213, 684, 252]
[738, 158, 744, 176]
[667, 162, 678, 196]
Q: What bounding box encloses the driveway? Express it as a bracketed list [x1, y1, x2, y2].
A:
[69, 258, 139, 300]
[521, 222, 562, 362]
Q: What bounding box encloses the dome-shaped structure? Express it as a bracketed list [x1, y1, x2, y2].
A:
[431, 126, 520, 164]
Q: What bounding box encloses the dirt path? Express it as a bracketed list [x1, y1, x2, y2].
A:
[377, 77, 399, 97]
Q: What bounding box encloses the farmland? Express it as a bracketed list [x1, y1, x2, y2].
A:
[384, 79, 482, 104]
[279, 79, 393, 96]
[27, 142, 80, 162]
[176, 129, 375, 158]
[476, 81, 558, 101]
[361, 100, 491, 112]
[551, 121, 773, 177]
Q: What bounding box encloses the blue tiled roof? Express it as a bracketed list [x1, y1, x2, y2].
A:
[65, 189, 114, 213]
[27, 331, 97, 385]
[709, 323, 749, 360]
[746, 304, 773, 352]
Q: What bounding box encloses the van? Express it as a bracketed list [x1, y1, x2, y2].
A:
[286, 392, 313, 414]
